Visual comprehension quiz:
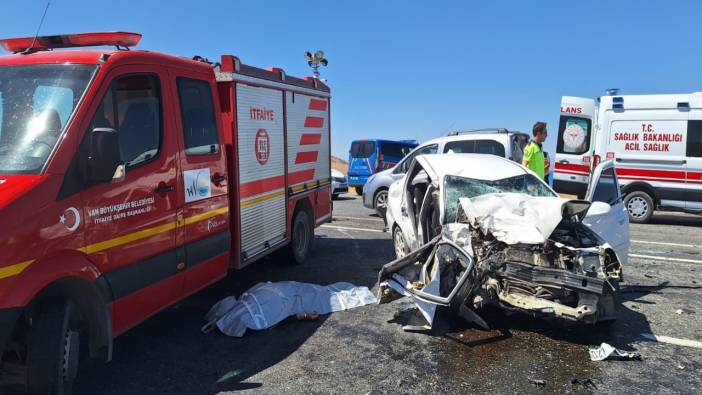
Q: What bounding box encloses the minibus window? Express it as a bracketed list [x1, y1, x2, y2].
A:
[351, 141, 375, 158]
[557, 116, 592, 155]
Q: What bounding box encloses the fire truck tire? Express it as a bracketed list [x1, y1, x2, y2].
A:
[354, 186, 363, 196]
[290, 209, 313, 264]
[624, 190, 654, 224]
[26, 299, 81, 395]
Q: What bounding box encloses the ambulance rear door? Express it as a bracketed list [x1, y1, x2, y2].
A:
[685, 94, 702, 210]
[554, 96, 597, 197]
[235, 83, 287, 264]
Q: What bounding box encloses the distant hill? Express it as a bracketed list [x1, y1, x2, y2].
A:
[331, 155, 348, 174]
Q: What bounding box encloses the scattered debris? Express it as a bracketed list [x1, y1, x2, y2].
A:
[589, 342, 642, 361]
[296, 312, 320, 321]
[202, 281, 376, 337]
[529, 378, 546, 386]
[571, 378, 597, 389]
[675, 308, 694, 315]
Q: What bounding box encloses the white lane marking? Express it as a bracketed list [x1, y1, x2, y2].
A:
[333, 215, 384, 222]
[629, 253, 702, 264]
[632, 239, 702, 249]
[321, 225, 385, 233]
[641, 333, 702, 349]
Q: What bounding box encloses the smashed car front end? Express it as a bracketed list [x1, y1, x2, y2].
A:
[378, 193, 623, 329]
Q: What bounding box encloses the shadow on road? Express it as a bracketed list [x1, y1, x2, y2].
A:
[73, 235, 393, 394]
[648, 212, 702, 227]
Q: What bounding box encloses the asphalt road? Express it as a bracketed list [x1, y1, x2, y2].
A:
[63, 194, 702, 394]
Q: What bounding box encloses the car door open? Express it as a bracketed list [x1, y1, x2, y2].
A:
[583, 160, 630, 265]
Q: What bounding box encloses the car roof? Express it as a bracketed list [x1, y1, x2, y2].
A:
[420, 131, 526, 147]
[416, 153, 528, 181]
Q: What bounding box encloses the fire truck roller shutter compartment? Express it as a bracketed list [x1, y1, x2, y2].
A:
[285, 92, 331, 220]
[236, 84, 287, 259]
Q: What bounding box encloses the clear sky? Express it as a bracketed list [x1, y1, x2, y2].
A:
[3, 0, 701, 158]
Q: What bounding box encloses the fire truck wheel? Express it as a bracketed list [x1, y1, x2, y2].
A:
[354, 186, 363, 196]
[290, 210, 313, 264]
[26, 300, 81, 395]
[624, 190, 654, 224]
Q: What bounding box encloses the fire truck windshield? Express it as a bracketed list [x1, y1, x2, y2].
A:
[0, 64, 96, 174]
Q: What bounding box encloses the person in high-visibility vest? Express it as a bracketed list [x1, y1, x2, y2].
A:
[522, 121, 548, 180]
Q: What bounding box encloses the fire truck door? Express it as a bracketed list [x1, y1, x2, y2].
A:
[236, 84, 287, 262]
[171, 73, 230, 295]
[79, 69, 180, 333]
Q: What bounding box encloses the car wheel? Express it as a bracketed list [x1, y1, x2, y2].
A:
[289, 209, 313, 264]
[393, 226, 409, 259]
[332, 193, 339, 200]
[624, 191, 654, 224]
[354, 186, 363, 196]
[374, 189, 388, 217]
[26, 300, 81, 395]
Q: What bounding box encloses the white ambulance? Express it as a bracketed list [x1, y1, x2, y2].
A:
[554, 91, 702, 223]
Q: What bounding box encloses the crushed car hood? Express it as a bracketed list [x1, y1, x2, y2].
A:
[458, 193, 592, 245]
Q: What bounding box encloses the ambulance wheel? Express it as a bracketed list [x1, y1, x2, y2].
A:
[624, 191, 654, 224]
[290, 209, 313, 264]
[26, 300, 81, 395]
[354, 186, 363, 196]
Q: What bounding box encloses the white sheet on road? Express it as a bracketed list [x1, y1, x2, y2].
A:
[458, 194, 567, 245]
[202, 281, 377, 337]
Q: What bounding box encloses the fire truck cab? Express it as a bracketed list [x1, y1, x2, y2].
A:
[0, 32, 331, 392]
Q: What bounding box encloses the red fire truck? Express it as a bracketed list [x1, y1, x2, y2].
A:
[0, 32, 331, 392]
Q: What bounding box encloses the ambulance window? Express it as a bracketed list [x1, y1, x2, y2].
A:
[591, 167, 619, 205]
[177, 78, 219, 155]
[687, 120, 702, 157]
[92, 74, 162, 168]
[557, 116, 591, 155]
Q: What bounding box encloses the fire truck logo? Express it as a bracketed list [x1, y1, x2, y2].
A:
[59, 207, 81, 232]
[255, 129, 270, 165]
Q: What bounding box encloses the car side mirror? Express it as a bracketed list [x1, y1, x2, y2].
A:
[88, 127, 124, 183]
[587, 201, 611, 216]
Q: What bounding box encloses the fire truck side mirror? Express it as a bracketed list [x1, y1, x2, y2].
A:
[88, 127, 124, 183]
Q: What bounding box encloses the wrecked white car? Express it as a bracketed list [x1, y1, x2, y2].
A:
[379, 154, 630, 328]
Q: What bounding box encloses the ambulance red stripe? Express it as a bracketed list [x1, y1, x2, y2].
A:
[308, 99, 327, 111]
[240, 175, 285, 198]
[288, 169, 316, 184]
[295, 151, 319, 164]
[554, 162, 589, 175]
[304, 116, 325, 128]
[299, 133, 322, 145]
[616, 168, 685, 180]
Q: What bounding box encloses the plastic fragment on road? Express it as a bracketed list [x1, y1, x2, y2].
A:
[529, 378, 546, 386]
[588, 342, 642, 361]
[202, 281, 377, 337]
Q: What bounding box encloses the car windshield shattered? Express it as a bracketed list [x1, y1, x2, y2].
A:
[444, 174, 556, 223]
[0, 64, 96, 174]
